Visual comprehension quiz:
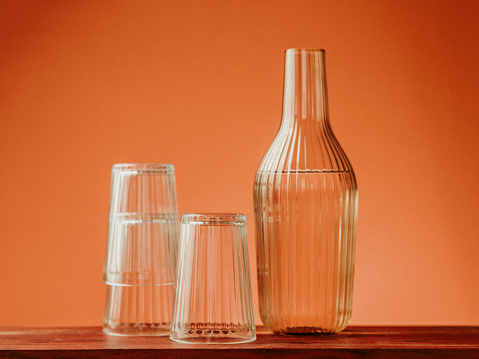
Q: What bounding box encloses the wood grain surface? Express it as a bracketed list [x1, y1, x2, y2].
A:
[0, 326, 478, 358]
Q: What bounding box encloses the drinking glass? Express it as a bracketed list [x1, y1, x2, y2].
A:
[170, 214, 256, 344]
[103, 163, 179, 336]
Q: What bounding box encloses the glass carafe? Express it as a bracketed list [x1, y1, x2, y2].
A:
[253, 49, 358, 334]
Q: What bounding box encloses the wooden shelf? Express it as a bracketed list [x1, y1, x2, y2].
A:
[0, 326, 478, 358]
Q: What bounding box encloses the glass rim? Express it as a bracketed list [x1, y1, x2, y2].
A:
[181, 213, 246, 225]
[112, 163, 175, 173]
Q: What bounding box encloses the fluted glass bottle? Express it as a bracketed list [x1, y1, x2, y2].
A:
[254, 49, 358, 334]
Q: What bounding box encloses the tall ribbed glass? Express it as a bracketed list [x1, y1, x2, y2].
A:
[254, 49, 358, 334]
[103, 163, 179, 336]
[170, 214, 256, 344]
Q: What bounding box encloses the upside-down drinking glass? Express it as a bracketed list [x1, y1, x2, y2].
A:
[103, 163, 179, 336]
[170, 213, 256, 344]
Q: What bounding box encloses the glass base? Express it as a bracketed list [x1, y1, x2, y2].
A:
[103, 322, 170, 336]
[169, 333, 256, 344]
[170, 327, 256, 344]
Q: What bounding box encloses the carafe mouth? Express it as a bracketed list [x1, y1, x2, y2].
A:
[286, 48, 325, 55]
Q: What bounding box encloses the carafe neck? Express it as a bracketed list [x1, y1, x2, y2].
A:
[281, 49, 329, 127]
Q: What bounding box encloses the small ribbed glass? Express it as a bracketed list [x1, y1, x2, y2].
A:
[170, 214, 256, 344]
[103, 163, 179, 336]
[254, 49, 358, 334]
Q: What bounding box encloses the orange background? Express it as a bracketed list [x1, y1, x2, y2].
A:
[1, 0, 478, 326]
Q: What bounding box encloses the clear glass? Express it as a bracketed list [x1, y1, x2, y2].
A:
[103, 163, 179, 336]
[170, 214, 256, 344]
[253, 49, 358, 334]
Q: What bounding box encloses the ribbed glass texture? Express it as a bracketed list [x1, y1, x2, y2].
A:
[170, 214, 256, 344]
[103, 163, 179, 336]
[254, 49, 358, 334]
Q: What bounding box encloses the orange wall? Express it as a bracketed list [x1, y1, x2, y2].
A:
[1, 0, 478, 326]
